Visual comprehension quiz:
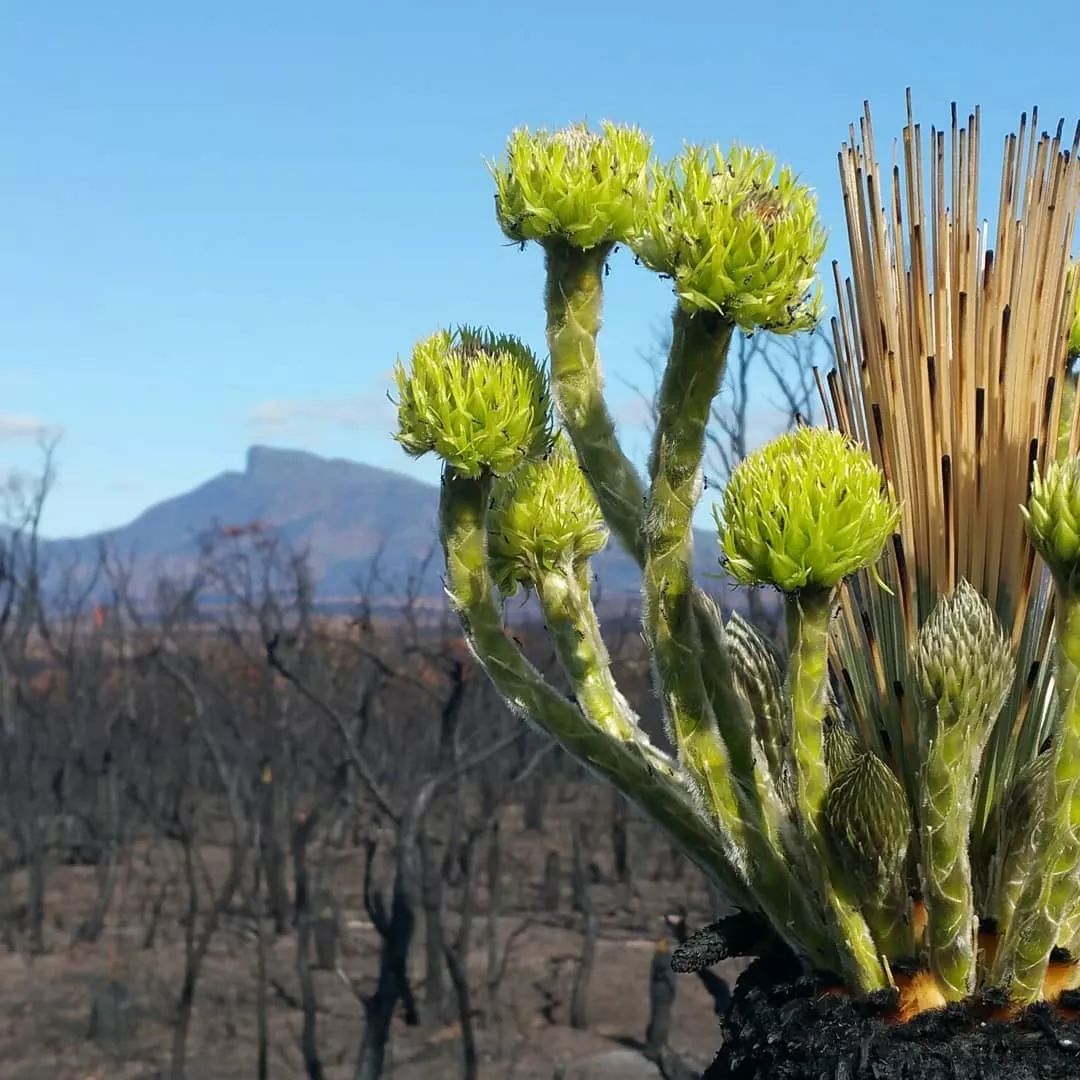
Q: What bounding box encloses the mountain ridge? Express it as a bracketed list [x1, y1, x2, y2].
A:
[38, 445, 759, 611]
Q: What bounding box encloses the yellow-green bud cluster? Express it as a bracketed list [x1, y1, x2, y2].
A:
[490, 121, 652, 251]
[715, 427, 900, 593]
[487, 432, 608, 596]
[394, 328, 551, 479]
[1023, 459, 1080, 591]
[630, 145, 826, 332]
[910, 580, 1014, 716]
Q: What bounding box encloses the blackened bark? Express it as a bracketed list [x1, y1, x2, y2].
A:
[444, 942, 478, 1080]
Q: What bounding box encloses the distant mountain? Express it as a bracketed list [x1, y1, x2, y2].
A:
[39, 446, 766, 614]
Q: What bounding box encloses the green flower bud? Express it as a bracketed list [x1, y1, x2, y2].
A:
[1025, 458, 1080, 591]
[715, 426, 901, 593]
[910, 580, 1015, 723]
[629, 144, 826, 332]
[487, 432, 608, 596]
[724, 611, 790, 786]
[490, 122, 652, 251]
[823, 750, 914, 958]
[823, 751, 912, 897]
[393, 328, 552, 479]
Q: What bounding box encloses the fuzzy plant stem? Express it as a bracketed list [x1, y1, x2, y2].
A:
[917, 693, 985, 999]
[544, 241, 647, 564]
[541, 244, 757, 765]
[535, 566, 642, 746]
[786, 588, 888, 990]
[641, 307, 835, 972]
[996, 593, 1080, 1001]
[437, 464, 757, 912]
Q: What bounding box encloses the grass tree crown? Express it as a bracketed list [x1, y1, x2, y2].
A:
[487, 432, 609, 597]
[393, 327, 552, 478]
[630, 144, 827, 332]
[490, 121, 652, 250]
[715, 426, 900, 593]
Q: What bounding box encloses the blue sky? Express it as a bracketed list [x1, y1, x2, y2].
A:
[2, 1, 1078, 537]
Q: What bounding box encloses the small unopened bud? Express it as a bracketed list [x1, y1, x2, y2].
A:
[910, 580, 1015, 728]
[824, 752, 911, 887]
[487, 433, 608, 596]
[823, 750, 913, 957]
[1024, 459, 1080, 591]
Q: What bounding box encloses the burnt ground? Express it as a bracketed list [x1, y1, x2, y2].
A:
[0, 804, 741, 1079]
[708, 954, 1080, 1080]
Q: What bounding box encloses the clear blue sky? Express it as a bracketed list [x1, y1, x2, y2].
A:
[2, 1, 1077, 538]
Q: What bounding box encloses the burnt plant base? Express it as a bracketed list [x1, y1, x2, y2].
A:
[705, 955, 1080, 1080]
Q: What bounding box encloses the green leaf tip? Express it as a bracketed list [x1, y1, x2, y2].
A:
[715, 426, 900, 593]
[487, 431, 608, 597]
[393, 327, 552, 479]
[490, 121, 652, 251]
[910, 580, 1015, 719]
[630, 144, 826, 332]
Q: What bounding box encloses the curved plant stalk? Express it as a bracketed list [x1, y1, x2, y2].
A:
[912, 583, 1015, 1001]
[437, 465, 760, 913]
[995, 595, 1080, 1000]
[786, 588, 889, 989]
[639, 305, 838, 974]
[534, 566, 643, 746]
[542, 236, 801, 856]
[541, 243, 755, 766]
[543, 243, 648, 565]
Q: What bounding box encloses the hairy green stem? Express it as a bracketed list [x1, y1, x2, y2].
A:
[919, 710, 982, 997]
[437, 465, 755, 911]
[996, 593, 1080, 1000]
[641, 306, 834, 972]
[544, 242, 647, 564]
[536, 567, 640, 746]
[541, 243, 762, 767]
[786, 589, 888, 990]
